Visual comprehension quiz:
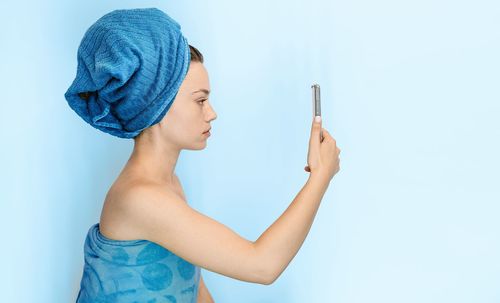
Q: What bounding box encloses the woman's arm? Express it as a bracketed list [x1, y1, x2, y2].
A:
[197, 275, 215, 303]
[119, 184, 269, 284]
[119, 173, 330, 285]
[253, 173, 331, 283]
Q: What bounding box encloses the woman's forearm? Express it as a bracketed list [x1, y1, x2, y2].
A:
[253, 173, 331, 283]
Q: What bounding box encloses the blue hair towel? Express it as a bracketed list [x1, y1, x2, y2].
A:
[64, 8, 191, 139]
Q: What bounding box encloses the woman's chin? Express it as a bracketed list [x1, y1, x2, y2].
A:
[186, 140, 208, 150]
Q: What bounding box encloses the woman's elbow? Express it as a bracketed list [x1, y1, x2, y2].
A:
[258, 267, 279, 285]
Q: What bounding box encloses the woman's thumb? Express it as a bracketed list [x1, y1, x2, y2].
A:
[310, 116, 322, 146]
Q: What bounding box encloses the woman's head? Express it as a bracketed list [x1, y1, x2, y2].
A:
[133, 44, 217, 150]
[65, 8, 196, 139]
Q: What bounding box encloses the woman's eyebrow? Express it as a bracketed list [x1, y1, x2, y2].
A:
[192, 89, 210, 95]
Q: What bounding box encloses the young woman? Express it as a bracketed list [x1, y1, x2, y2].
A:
[65, 8, 340, 303]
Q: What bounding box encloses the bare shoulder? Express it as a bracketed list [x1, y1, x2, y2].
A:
[102, 176, 270, 284]
[99, 179, 177, 241]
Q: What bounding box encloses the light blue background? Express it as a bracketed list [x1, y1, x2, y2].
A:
[1, 0, 499, 302]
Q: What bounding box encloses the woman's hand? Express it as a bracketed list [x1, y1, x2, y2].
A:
[304, 116, 341, 182]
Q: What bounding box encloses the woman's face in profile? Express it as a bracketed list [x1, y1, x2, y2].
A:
[159, 61, 217, 150]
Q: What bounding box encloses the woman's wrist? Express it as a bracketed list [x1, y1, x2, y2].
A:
[307, 171, 331, 195]
[308, 170, 331, 185]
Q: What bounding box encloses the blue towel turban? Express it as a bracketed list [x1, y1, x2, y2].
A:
[64, 8, 191, 139]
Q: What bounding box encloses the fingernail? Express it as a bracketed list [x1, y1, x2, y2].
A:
[315, 116, 321, 123]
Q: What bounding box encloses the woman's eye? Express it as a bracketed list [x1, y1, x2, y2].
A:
[198, 99, 207, 105]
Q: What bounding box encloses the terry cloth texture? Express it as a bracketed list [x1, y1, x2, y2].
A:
[76, 223, 201, 302]
[64, 7, 191, 138]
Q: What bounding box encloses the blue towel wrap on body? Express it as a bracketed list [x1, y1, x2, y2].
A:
[76, 223, 201, 303]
